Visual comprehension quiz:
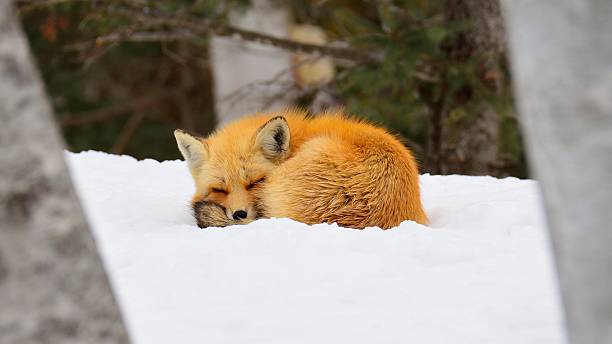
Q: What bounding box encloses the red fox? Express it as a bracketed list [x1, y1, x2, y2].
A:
[174, 109, 428, 229]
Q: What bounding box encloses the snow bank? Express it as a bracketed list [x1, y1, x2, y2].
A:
[66, 151, 565, 344]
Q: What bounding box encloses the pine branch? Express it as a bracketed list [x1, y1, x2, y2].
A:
[15, 0, 86, 11]
[17, 0, 381, 63]
[100, 2, 381, 64]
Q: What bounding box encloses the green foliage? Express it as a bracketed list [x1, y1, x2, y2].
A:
[20, 1, 218, 160]
[20, 0, 526, 176]
[293, 0, 523, 176]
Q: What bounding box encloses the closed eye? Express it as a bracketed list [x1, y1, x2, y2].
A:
[211, 188, 228, 194]
[247, 177, 266, 190]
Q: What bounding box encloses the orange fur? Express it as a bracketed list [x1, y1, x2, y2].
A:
[175, 108, 428, 229]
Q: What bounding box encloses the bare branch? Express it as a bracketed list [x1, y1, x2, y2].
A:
[96, 30, 200, 45]
[16, 0, 380, 63]
[100, 2, 381, 64]
[60, 94, 161, 128]
[111, 111, 145, 154]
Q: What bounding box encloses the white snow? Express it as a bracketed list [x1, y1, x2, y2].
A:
[66, 151, 566, 344]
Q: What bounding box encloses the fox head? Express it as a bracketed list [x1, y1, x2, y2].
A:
[174, 116, 290, 225]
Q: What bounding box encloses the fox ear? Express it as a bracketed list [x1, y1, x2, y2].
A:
[255, 116, 290, 161]
[174, 129, 208, 169]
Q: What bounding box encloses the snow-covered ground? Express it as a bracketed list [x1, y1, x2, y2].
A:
[66, 151, 565, 344]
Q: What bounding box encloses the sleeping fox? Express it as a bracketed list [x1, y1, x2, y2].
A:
[174, 109, 427, 229]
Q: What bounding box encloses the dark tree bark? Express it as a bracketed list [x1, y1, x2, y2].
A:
[0, 1, 130, 343]
[430, 0, 507, 175]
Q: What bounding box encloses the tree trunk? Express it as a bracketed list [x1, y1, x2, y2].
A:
[432, 0, 506, 175]
[0, 2, 130, 343]
[503, 1, 612, 343]
[210, 0, 293, 127]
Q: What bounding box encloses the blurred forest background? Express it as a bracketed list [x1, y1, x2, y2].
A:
[16, 0, 526, 177]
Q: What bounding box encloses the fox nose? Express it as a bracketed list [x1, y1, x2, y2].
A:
[233, 210, 248, 220]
